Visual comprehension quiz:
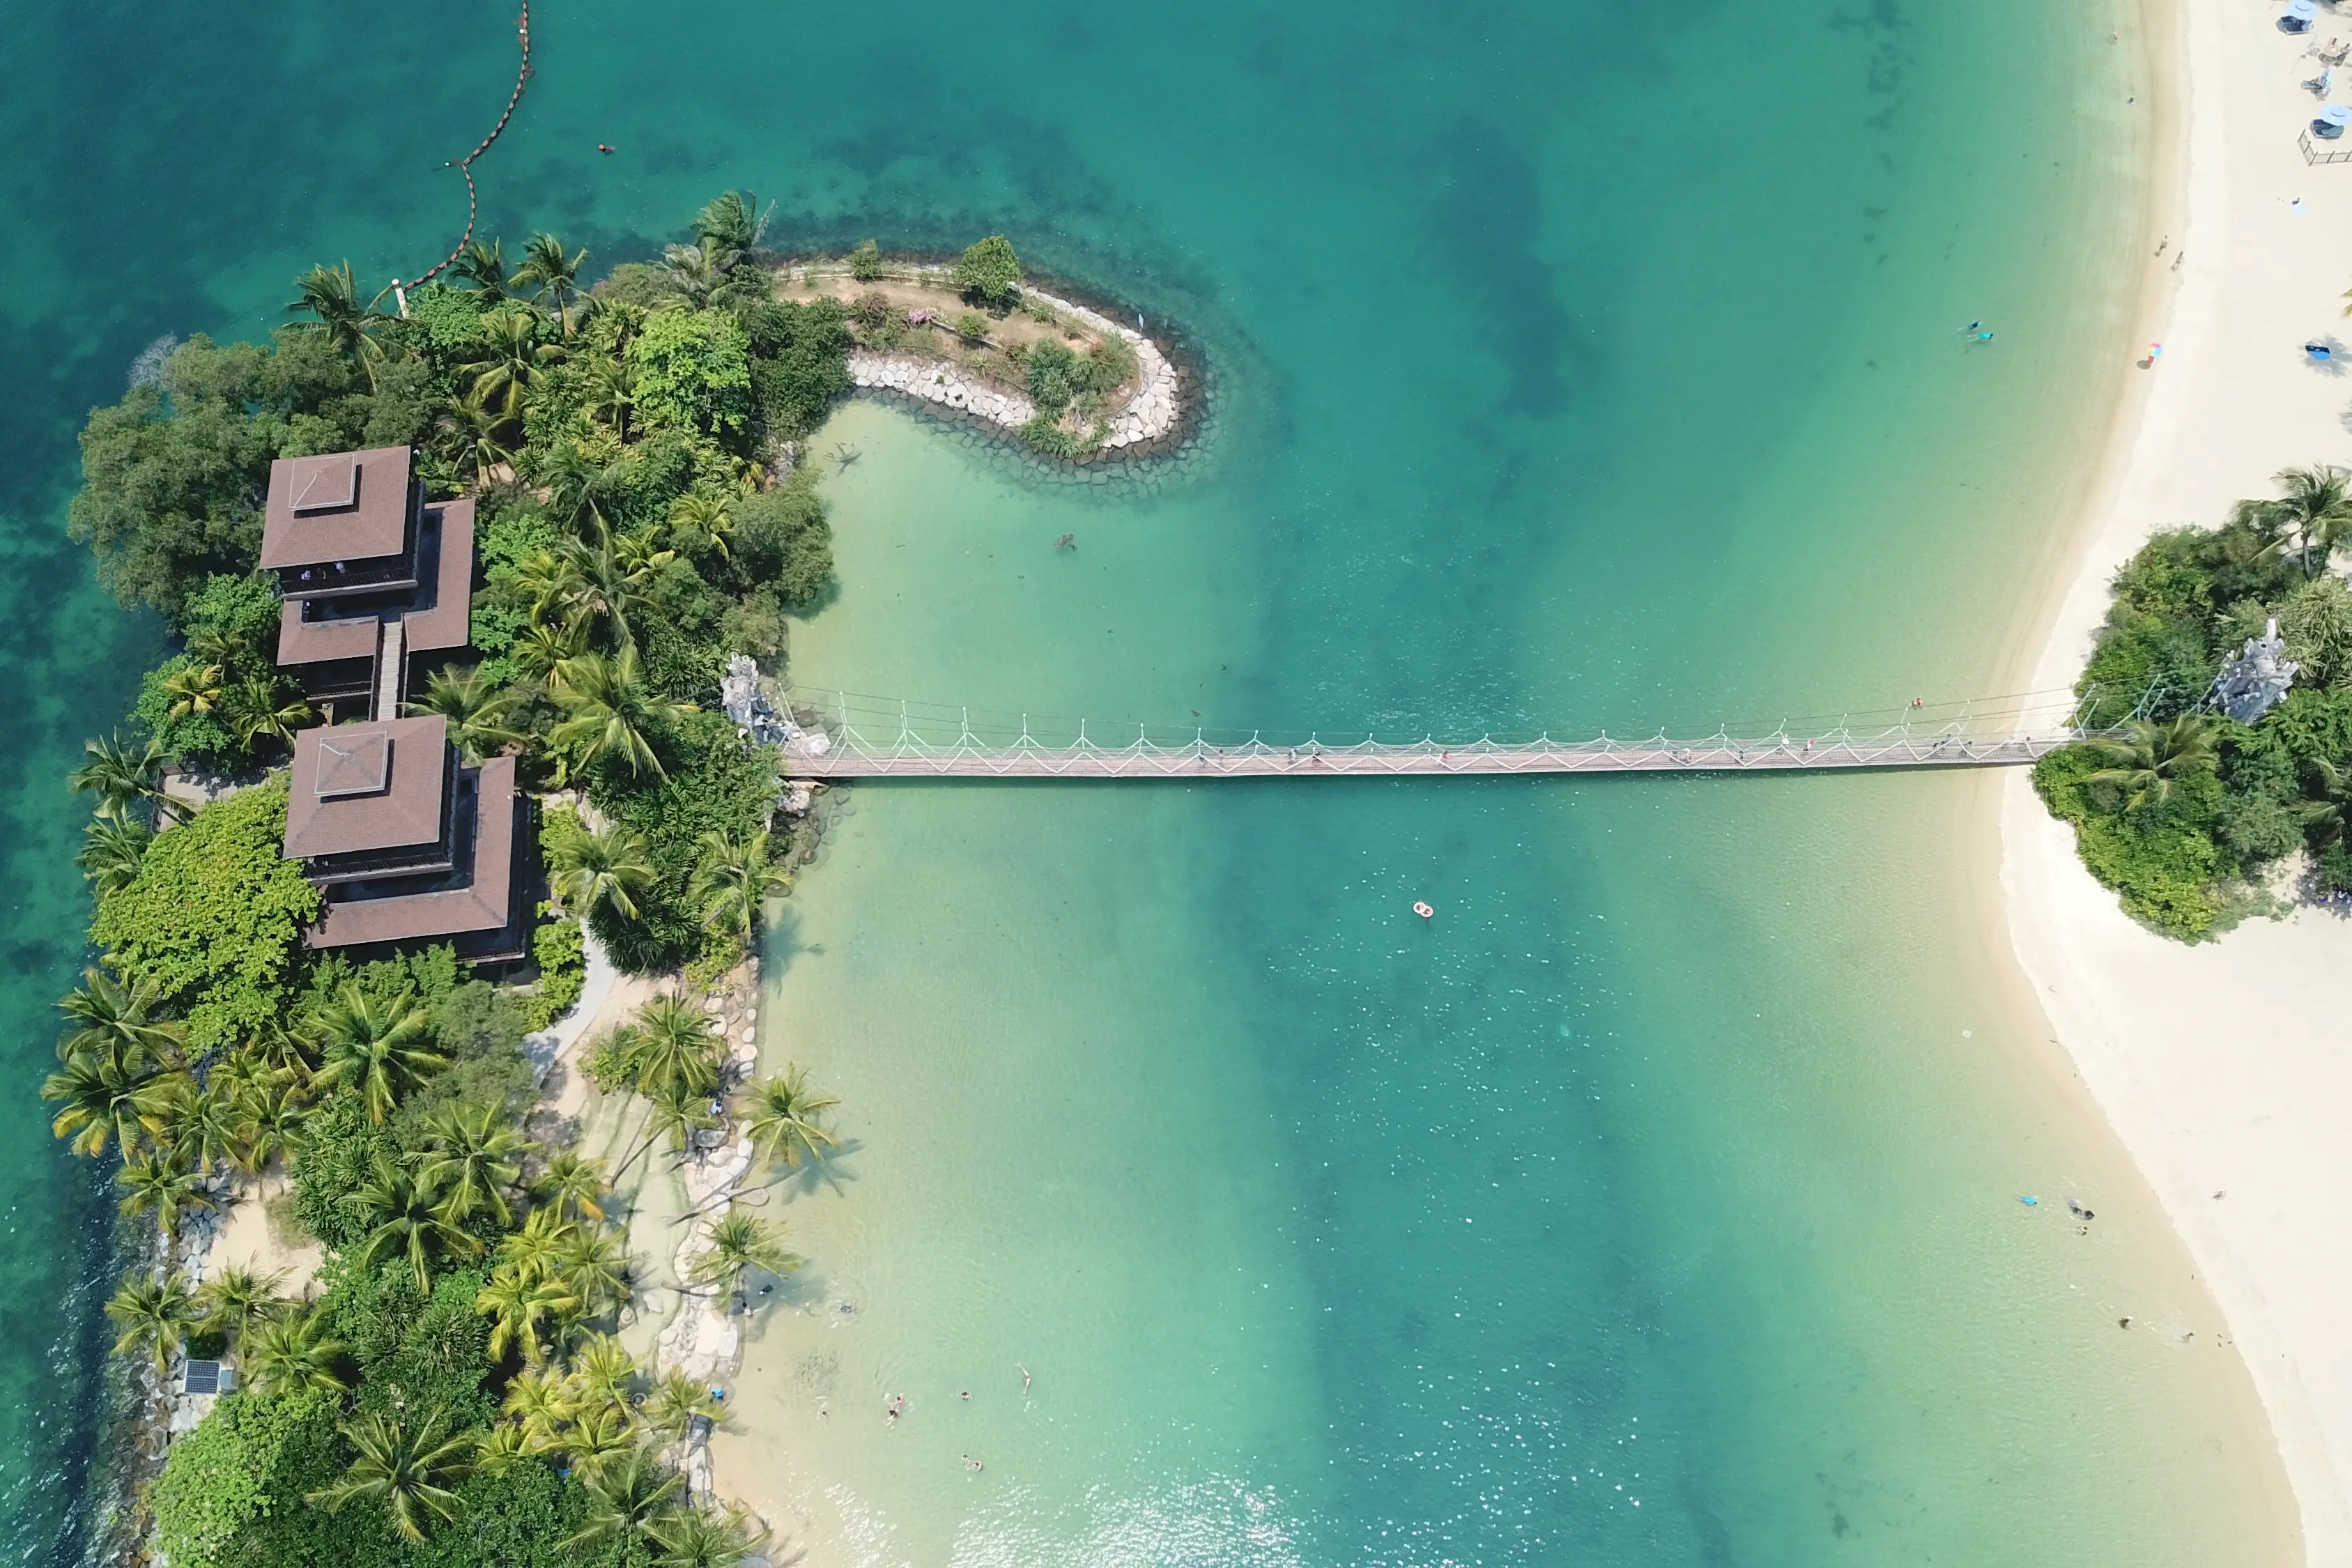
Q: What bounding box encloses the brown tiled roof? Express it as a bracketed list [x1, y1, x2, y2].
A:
[275, 601, 378, 668]
[276, 498, 476, 667]
[308, 757, 520, 948]
[405, 498, 475, 652]
[260, 446, 413, 569]
[284, 716, 449, 858]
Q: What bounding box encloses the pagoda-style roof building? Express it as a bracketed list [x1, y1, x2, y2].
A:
[264, 446, 477, 720]
[263, 446, 528, 962]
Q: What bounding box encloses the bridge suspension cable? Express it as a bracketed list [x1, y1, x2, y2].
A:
[765, 684, 2107, 781]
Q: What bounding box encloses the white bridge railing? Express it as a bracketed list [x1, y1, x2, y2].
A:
[770, 686, 2101, 780]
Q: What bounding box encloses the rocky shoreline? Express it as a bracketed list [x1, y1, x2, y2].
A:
[840, 277, 1185, 456]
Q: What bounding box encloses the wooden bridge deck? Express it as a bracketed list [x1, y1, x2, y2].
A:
[782, 732, 2074, 779]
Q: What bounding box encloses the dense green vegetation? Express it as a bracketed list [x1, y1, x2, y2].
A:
[73, 191, 838, 971]
[2036, 464, 2352, 938]
[49, 195, 850, 1567]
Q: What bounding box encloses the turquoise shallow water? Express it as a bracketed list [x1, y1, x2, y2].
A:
[0, 0, 2293, 1561]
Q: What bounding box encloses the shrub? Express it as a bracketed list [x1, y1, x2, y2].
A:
[954, 312, 990, 344]
[1025, 339, 1077, 415]
[954, 235, 1022, 305]
[848, 239, 884, 281]
[521, 907, 587, 1030]
[738, 297, 852, 438]
[627, 307, 753, 440]
[730, 468, 833, 609]
[413, 1458, 610, 1568]
[1079, 332, 1137, 395]
[290, 1092, 397, 1250]
[134, 652, 240, 766]
[407, 281, 488, 355]
[92, 781, 320, 1054]
[587, 711, 778, 974]
[2035, 744, 2229, 939]
[1020, 413, 1085, 459]
[151, 1390, 345, 1568]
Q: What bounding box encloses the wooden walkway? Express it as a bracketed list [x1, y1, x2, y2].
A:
[781, 732, 2074, 779]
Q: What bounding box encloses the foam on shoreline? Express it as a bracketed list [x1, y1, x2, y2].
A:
[1999, 0, 2352, 1557]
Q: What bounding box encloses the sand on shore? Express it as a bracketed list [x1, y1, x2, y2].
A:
[2001, 0, 2352, 1560]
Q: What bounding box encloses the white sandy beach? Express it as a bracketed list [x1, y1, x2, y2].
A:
[2004, 0, 2352, 1560]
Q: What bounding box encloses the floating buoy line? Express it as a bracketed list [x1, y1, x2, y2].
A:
[392, 2, 534, 311]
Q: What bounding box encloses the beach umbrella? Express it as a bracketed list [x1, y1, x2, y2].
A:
[2323, 102, 2351, 125]
[2291, 1, 2320, 20]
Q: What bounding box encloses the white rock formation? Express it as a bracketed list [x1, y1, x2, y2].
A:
[843, 280, 1183, 449]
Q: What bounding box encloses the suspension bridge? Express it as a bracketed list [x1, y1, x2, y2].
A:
[769, 686, 2112, 781]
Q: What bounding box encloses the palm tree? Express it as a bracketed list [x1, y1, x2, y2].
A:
[741, 1065, 840, 1179]
[566, 1444, 682, 1549]
[570, 1332, 638, 1408]
[615, 1078, 720, 1181]
[2082, 714, 2219, 812]
[473, 1421, 534, 1473]
[43, 1039, 171, 1158]
[230, 1068, 309, 1175]
[513, 233, 590, 332]
[195, 1263, 290, 1350]
[2235, 464, 2352, 578]
[286, 262, 390, 374]
[306, 983, 447, 1123]
[105, 1274, 199, 1378]
[453, 238, 512, 301]
[502, 1364, 579, 1450]
[495, 1205, 579, 1288]
[690, 830, 787, 948]
[409, 666, 523, 762]
[662, 243, 724, 306]
[555, 1226, 632, 1319]
[562, 1400, 638, 1468]
[160, 661, 223, 723]
[173, 1084, 245, 1177]
[665, 492, 736, 560]
[78, 808, 153, 896]
[116, 1151, 213, 1234]
[69, 733, 181, 821]
[220, 679, 312, 750]
[695, 191, 765, 263]
[640, 1369, 723, 1443]
[433, 383, 518, 484]
[468, 302, 564, 416]
[307, 1409, 475, 1544]
[610, 530, 677, 585]
[548, 822, 656, 923]
[582, 354, 636, 437]
[527, 537, 667, 651]
[476, 1267, 575, 1364]
[552, 648, 689, 781]
[414, 1102, 532, 1225]
[59, 967, 187, 1070]
[534, 440, 631, 539]
[240, 1307, 348, 1399]
[629, 994, 723, 1101]
[533, 1151, 609, 1222]
[343, 1156, 483, 1293]
[514, 610, 594, 683]
[647, 1504, 767, 1568]
[685, 1209, 799, 1298]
